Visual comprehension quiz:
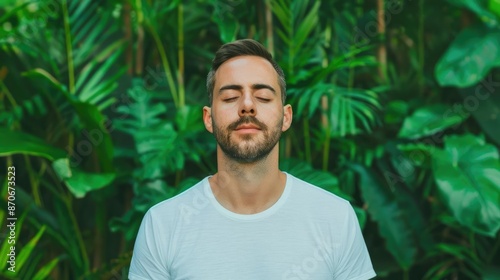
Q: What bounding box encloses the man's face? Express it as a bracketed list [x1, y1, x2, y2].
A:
[203, 55, 292, 163]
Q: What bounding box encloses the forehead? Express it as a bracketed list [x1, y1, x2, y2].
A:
[214, 56, 279, 88]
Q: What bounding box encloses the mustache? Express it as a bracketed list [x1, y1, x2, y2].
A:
[228, 116, 267, 131]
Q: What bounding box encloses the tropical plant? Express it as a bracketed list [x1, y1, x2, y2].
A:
[0, 0, 499, 279]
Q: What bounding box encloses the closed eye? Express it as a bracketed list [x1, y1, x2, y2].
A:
[257, 97, 271, 102]
[223, 97, 238, 102]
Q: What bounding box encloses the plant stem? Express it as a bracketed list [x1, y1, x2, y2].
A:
[65, 195, 90, 273]
[134, 0, 144, 75]
[376, 0, 387, 82]
[348, 66, 355, 89]
[175, 170, 182, 187]
[265, 0, 274, 56]
[303, 119, 311, 164]
[24, 155, 42, 206]
[123, 2, 133, 75]
[35, 161, 48, 206]
[0, 81, 18, 107]
[469, 231, 476, 257]
[418, 0, 425, 95]
[67, 132, 74, 160]
[178, 3, 185, 108]
[287, 1, 294, 79]
[149, 26, 179, 108]
[486, 232, 500, 263]
[93, 202, 105, 270]
[322, 133, 330, 171]
[62, 0, 75, 93]
[135, 25, 144, 75]
[321, 95, 330, 171]
[285, 134, 292, 158]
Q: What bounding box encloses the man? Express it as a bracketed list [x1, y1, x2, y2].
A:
[129, 39, 376, 280]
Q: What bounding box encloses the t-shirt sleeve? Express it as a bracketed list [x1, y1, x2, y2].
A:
[129, 210, 171, 280]
[333, 204, 376, 280]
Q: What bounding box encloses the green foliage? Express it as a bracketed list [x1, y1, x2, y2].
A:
[352, 164, 418, 270]
[0, 128, 66, 160]
[110, 80, 213, 242]
[52, 158, 115, 198]
[397, 104, 468, 139]
[491, 0, 500, 17]
[432, 134, 500, 236]
[450, 0, 500, 27]
[0, 210, 58, 279]
[1, 0, 500, 279]
[435, 25, 500, 87]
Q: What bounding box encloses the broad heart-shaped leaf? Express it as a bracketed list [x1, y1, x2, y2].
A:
[435, 24, 500, 87]
[350, 164, 417, 269]
[52, 158, 115, 198]
[431, 134, 500, 236]
[0, 128, 66, 160]
[397, 104, 468, 139]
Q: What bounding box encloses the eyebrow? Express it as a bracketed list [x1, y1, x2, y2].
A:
[218, 83, 276, 94]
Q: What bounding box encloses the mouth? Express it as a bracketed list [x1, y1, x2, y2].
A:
[228, 117, 266, 134]
[235, 124, 261, 131]
[234, 124, 261, 134]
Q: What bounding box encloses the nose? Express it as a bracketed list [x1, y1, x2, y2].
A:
[238, 93, 256, 117]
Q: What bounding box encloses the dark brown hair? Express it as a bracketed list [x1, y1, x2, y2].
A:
[206, 39, 286, 104]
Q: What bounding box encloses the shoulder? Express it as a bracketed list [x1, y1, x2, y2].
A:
[146, 178, 209, 222]
[288, 173, 350, 208]
[286, 173, 356, 224]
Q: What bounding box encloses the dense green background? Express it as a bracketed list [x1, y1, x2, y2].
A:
[1, 0, 500, 279]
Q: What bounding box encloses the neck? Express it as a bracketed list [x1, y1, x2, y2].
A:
[209, 146, 286, 214]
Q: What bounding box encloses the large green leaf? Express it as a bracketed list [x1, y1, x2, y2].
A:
[460, 85, 500, 146]
[449, 0, 499, 27]
[432, 134, 500, 236]
[52, 158, 115, 198]
[175, 104, 205, 134]
[490, 0, 500, 18]
[351, 164, 417, 269]
[212, 14, 238, 43]
[271, 0, 321, 77]
[292, 85, 382, 136]
[398, 104, 468, 139]
[435, 25, 500, 87]
[329, 87, 381, 136]
[72, 102, 114, 172]
[0, 128, 66, 160]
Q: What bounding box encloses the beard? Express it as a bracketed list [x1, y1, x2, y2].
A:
[212, 115, 283, 163]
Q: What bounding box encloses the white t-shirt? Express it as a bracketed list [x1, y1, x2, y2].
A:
[129, 173, 376, 280]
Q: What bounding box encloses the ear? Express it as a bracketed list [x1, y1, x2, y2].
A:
[281, 104, 293, 132]
[203, 106, 213, 133]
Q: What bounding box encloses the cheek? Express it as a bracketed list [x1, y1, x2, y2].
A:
[211, 111, 232, 129]
[266, 106, 284, 122]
